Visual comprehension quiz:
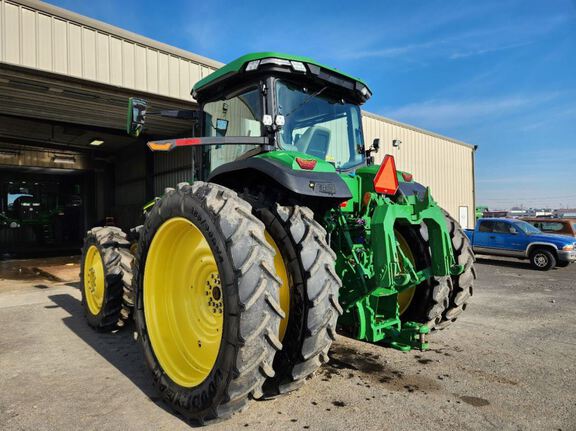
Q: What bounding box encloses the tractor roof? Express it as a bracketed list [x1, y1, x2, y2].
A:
[192, 52, 372, 104]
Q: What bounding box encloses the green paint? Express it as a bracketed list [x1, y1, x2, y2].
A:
[330, 168, 461, 350]
[193, 52, 370, 94]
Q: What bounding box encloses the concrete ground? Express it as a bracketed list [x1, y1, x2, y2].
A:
[0, 255, 575, 431]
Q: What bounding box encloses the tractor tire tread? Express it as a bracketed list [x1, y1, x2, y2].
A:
[80, 226, 134, 331]
[133, 181, 281, 424]
[437, 210, 476, 329]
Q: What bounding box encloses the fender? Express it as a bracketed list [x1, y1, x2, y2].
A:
[398, 180, 427, 201]
[526, 242, 559, 257]
[207, 157, 352, 200]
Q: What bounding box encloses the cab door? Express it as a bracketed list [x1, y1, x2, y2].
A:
[491, 220, 525, 256]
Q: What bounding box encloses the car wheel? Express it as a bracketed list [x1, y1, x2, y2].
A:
[529, 249, 556, 271]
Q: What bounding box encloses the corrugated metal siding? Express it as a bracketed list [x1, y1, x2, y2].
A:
[153, 148, 194, 196]
[362, 113, 475, 228]
[0, 0, 219, 101]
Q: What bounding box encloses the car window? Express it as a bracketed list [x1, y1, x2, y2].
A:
[540, 222, 565, 232]
[478, 221, 494, 232]
[572, 223, 576, 232]
[515, 220, 541, 234]
[493, 221, 513, 233]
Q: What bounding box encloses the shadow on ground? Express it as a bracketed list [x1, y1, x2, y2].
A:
[475, 257, 533, 270]
[47, 293, 192, 427]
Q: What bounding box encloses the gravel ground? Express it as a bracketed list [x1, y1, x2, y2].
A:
[0, 256, 575, 431]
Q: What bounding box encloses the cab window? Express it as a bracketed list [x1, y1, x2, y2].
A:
[478, 221, 495, 232]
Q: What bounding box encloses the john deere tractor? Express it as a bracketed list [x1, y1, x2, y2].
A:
[80, 52, 474, 423]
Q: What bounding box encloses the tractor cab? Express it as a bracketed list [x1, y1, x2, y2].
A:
[128, 53, 374, 177]
[192, 53, 372, 173]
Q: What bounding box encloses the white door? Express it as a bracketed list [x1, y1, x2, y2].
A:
[459, 206, 469, 228]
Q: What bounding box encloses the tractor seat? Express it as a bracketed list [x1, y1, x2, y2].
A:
[296, 126, 331, 160]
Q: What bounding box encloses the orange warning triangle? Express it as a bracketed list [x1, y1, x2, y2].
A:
[373, 155, 399, 195]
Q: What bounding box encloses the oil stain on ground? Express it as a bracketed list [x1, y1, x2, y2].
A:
[324, 343, 441, 394]
[460, 395, 490, 407]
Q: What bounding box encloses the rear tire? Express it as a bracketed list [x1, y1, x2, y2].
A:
[436, 211, 476, 329]
[529, 248, 556, 271]
[241, 189, 342, 396]
[80, 226, 133, 331]
[397, 224, 450, 328]
[133, 182, 283, 423]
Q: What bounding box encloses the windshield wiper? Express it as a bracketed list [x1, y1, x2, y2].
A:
[283, 86, 328, 118]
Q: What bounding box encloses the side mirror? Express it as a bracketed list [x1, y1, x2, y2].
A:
[372, 138, 380, 153]
[127, 98, 148, 137]
[510, 227, 518, 234]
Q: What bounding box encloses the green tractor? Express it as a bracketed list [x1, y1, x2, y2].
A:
[80, 52, 474, 423]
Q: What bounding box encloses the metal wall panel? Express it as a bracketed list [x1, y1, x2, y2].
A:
[362, 112, 475, 228]
[0, 0, 221, 102]
[153, 148, 194, 196]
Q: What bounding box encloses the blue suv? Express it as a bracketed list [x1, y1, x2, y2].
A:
[465, 218, 576, 270]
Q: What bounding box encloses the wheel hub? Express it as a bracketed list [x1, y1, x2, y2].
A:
[535, 254, 548, 267]
[83, 245, 105, 315]
[144, 217, 224, 388]
[205, 273, 223, 314]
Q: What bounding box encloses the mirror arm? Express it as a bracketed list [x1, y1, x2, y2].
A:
[145, 109, 201, 120]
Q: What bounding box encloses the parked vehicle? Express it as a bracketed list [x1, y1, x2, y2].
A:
[521, 218, 576, 238]
[465, 218, 576, 270]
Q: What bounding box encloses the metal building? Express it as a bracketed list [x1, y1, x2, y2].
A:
[0, 0, 475, 255]
[362, 113, 476, 229]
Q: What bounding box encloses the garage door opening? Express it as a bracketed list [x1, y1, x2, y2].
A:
[0, 169, 90, 257]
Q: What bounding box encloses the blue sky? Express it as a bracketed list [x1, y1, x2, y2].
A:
[48, 0, 576, 209]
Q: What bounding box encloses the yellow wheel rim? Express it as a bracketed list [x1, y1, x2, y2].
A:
[264, 231, 290, 342]
[84, 245, 105, 315]
[396, 231, 417, 316]
[144, 217, 223, 388]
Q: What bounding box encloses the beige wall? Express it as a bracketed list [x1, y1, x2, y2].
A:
[362, 112, 475, 228]
[0, 0, 220, 101]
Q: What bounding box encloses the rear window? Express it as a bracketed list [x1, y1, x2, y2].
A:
[539, 222, 565, 232]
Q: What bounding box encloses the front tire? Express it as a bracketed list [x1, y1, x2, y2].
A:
[133, 182, 283, 423]
[529, 248, 556, 270]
